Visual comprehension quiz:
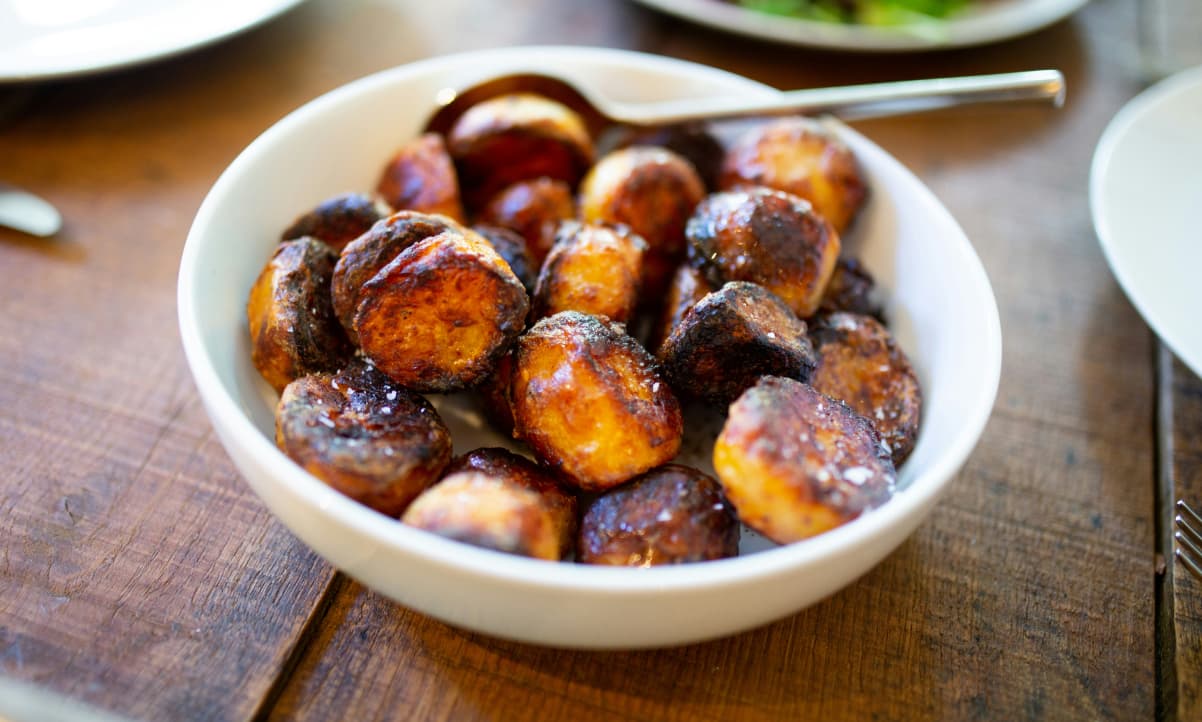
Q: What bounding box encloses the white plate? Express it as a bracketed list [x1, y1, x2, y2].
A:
[0, 0, 307, 82]
[178, 46, 1001, 648]
[631, 0, 1088, 51]
[1091, 66, 1202, 380]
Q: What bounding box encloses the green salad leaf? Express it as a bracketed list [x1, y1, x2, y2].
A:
[731, 0, 971, 26]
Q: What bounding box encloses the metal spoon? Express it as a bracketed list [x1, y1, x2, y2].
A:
[0, 184, 62, 237]
[425, 69, 1066, 135]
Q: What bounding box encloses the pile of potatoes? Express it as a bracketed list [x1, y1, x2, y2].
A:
[247, 91, 922, 566]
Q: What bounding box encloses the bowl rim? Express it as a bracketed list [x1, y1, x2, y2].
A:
[178, 44, 1001, 596]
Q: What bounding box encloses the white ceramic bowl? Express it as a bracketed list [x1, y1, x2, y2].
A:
[178, 46, 1001, 649]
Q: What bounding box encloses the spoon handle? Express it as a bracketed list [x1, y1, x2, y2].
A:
[612, 69, 1066, 125]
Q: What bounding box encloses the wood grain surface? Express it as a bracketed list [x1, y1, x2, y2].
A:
[0, 0, 1181, 719]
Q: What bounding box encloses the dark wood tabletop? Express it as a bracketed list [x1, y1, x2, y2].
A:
[1, 0, 1195, 719]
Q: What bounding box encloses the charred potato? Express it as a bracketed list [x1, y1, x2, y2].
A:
[275, 359, 453, 517]
[579, 146, 706, 298]
[473, 224, 538, 297]
[713, 376, 894, 544]
[686, 187, 840, 319]
[512, 312, 683, 492]
[355, 229, 529, 392]
[476, 349, 517, 436]
[280, 192, 390, 253]
[375, 133, 465, 222]
[648, 263, 714, 355]
[659, 281, 816, 405]
[447, 93, 595, 209]
[248, 237, 352, 392]
[403, 447, 577, 560]
[611, 123, 725, 190]
[477, 177, 576, 265]
[331, 210, 461, 343]
[578, 464, 739, 566]
[720, 117, 868, 234]
[819, 256, 883, 320]
[532, 221, 646, 324]
[809, 312, 922, 466]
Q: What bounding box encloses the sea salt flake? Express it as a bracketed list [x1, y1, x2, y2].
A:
[842, 466, 873, 486]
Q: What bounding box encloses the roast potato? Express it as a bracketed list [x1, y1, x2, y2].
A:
[809, 312, 922, 466]
[578, 464, 739, 566]
[720, 117, 868, 234]
[610, 122, 725, 190]
[532, 221, 646, 324]
[248, 236, 352, 392]
[512, 311, 683, 492]
[473, 223, 539, 296]
[686, 187, 840, 319]
[476, 349, 517, 436]
[818, 256, 883, 320]
[713, 376, 894, 544]
[375, 132, 465, 222]
[280, 192, 390, 253]
[275, 359, 453, 517]
[648, 263, 713, 355]
[476, 177, 576, 265]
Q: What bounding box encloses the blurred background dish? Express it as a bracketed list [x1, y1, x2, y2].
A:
[0, 0, 308, 82]
[630, 0, 1089, 51]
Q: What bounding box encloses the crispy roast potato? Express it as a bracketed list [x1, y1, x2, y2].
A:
[355, 229, 528, 392]
[476, 349, 517, 436]
[818, 256, 883, 320]
[447, 93, 595, 209]
[658, 281, 816, 405]
[532, 221, 646, 324]
[375, 132, 465, 222]
[248, 237, 353, 392]
[720, 117, 868, 234]
[579, 146, 706, 298]
[512, 311, 683, 492]
[473, 224, 539, 296]
[331, 211, 462, 343]
[713, 376, 894, 544]
[275, 359, 453, 517]
[402, 447, 577, 560]
[686, 187, 840, 319]
[809, 312, 922, 466]
[477, 177, 576, 266]
[577, 464, 739, 566]
[610, 122, 725, 190]
[648, 263, 714, 355]
[280, 192, 391, 253]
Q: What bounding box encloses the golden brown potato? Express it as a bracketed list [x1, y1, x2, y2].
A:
[473, 224, 538, 296]
[579, 146, 706, 298]
[247, 237, 352, 392]
[476, 177, 576, 266]
[355, 229, 529, 392]
[809, 312, 922, 466]
[577, 464, 739, 566]
[658, 281, 816, 405]
[512, 312, 683, 492]
[280, 192, 391, 253]
[648, 263, 713, 355]
[818, 256, 883, 320]
[375, 132, 465, 222]
[447, 93, 595, 209]
[275, 359, 453, 517]
[686, 187, 840, 319]
[611, 123, 725, 190]
[475, 349, 517, 436]
[713, 376, 894, 544]
[405, 447, 578, 560]
[331, 210, 461, 342]
[720, 117, 868, 234]
[532, 221, 646, 324]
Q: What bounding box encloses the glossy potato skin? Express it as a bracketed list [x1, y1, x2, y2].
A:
[355, 230, 529, 392]
[532, 222, 646, 324]
[579, 146, 706, 298]
[375, 133, 465, 222]
[720, 117, 868, 234]
[280, 192, 390, 253]
[512, 312, 683, 492]
[447, 93, 595, 209]
[248, 237, 352, 392]
[713, 376, 894, 544]
[659, 281, 816, 405]
[477, 177, 576, 266]
[473, 224, 538, 297]
[331, 211, 461, 342]
[819, 256, 883, 320]
[686, 187, 840, 319]
[426, 447, 578, 559]
[648, 263, 713, 354]
[809, 312, 922, 466]
[275, 359, 453, 517]
[578, 464, 739, 566]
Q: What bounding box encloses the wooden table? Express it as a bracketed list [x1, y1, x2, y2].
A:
[1, 0, 1195, 718]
